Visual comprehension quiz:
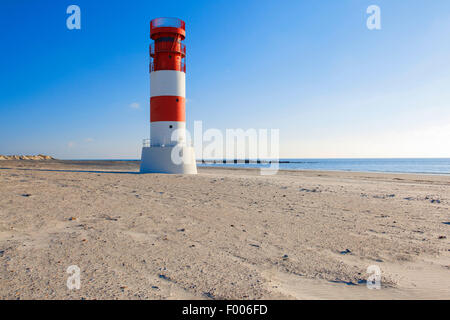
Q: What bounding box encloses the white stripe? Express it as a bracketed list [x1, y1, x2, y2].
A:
[151, 121, 186, 146]
[150, 70, 185, 97]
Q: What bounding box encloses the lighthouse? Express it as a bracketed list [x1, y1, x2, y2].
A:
[140, 17, 197, 174]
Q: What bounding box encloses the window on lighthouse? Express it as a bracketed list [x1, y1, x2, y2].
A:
[155, 37, 179, 43]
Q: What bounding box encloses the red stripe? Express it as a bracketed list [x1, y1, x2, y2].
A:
[150, 96, 185, 122]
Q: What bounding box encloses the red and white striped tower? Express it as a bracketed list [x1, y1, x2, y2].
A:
[140, 17, 197, 174]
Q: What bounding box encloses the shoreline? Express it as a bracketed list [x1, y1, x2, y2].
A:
[198, 165, 450, 177]
[2, 159, 450, 176]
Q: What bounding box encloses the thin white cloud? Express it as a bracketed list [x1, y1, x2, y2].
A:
[129, 102, 140, 109]
[84, 138, 94, 143]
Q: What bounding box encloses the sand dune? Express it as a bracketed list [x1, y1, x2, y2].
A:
[0, 155, 54, 161]
[0, 160, 449, 299]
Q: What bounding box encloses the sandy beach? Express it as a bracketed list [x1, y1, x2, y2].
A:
[0, 160, 449, 300]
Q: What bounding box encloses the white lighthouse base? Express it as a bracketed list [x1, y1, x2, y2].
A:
[140, 145, 197, 174]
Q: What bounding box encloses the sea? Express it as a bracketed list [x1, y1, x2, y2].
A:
[197, 158, 450, 175]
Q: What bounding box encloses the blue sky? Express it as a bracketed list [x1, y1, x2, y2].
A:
[1, 0, 449, 159]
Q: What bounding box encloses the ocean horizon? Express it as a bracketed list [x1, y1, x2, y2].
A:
[201, 158, 450, 175]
